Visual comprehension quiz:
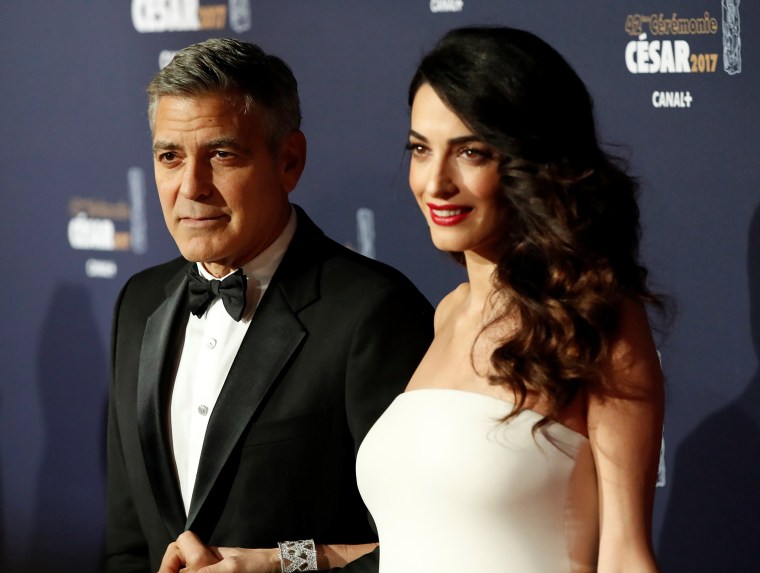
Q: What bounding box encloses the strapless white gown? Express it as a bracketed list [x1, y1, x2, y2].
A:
[356, 389, 599, 572]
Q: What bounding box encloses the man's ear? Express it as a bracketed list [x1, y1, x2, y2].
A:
[279, 130, 307, 194]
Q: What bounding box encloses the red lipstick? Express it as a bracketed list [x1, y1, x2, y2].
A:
[427, 203, 473, 226]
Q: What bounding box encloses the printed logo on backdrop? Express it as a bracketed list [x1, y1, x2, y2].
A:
[656, 351, 666, 487]
[430, 0, 463, 13]
[132, 0, 251, 33]
[67, 168, 149, 279]
[343, 209, 376, 259]
[624, 1, 742, 109]
[356, 208, 376, 259]
[159, 50, 178, 69]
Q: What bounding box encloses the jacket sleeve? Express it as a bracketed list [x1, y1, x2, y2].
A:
[105, 279, 151, 573]
[335, 279, 433, 572]
[344, 280, 434, 452]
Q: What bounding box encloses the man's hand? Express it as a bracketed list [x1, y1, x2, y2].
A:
[157, 530, 280, 573]
[158, 531, 221, 573]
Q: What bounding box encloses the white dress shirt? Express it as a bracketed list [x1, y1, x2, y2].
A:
[170, 208, 297, 514]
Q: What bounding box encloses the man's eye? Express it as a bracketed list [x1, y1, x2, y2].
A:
[215, 150, 232, 159]
[158, 152, 177, 162]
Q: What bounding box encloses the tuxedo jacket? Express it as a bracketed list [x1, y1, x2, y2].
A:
[106, 207, 433, 572]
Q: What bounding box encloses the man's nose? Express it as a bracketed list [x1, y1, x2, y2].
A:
[179, 158, 211, 199]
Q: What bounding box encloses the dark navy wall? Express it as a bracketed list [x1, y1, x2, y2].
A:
[1, 1, 756, 571]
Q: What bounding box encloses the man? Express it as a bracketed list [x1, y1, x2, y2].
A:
[106, 38, 432, 572]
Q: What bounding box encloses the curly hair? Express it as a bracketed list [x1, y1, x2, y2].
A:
[410, 26, 662, 426]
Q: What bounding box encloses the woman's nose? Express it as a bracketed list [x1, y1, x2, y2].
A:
[426, 158, 457, 199]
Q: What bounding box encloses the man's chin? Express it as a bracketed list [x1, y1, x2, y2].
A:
[173, 237, 221, 264]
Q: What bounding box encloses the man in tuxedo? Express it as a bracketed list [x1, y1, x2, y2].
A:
[106, 38, 432, 572]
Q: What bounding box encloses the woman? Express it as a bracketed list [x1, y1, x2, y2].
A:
[355, 26, 665, 572]
[160, 26, 665, 573]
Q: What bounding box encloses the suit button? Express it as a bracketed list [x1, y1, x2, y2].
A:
[206, 338, 217, 349]
[198, 405, 209, 416]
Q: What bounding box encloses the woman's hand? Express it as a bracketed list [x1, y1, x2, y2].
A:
[158, 530, 378, 573]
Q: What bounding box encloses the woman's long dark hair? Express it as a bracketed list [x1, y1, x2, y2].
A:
[410, 27, 663, 426]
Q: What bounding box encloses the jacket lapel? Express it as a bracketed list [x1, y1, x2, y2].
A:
[136, 266, 189, 537]
[185, 208, 322, 528]
[185, 285, 307, 527]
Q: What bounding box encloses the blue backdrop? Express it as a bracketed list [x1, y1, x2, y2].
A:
[1, 1, 757, 571]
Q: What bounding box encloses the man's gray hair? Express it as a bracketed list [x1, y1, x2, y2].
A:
[146, 38, 301, 150]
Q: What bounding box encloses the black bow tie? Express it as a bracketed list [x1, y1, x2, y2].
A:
[186, 266, 248, 321]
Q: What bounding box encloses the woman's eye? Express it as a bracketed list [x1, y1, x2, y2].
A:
[460, 147, 494, 162]
[406, 142, 427, 156]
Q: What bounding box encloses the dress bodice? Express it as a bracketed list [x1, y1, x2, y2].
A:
[356, 388, 599, 572]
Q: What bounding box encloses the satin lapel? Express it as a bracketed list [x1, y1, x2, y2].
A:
[185, 284, 307, 527]
[136, 270, 189, 537]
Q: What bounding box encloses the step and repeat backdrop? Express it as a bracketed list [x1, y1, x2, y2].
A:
[0, 1, 757, 571]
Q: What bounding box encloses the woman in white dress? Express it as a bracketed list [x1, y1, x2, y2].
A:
[158, 26, 665, 573]
[355, 26, 665, 572]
